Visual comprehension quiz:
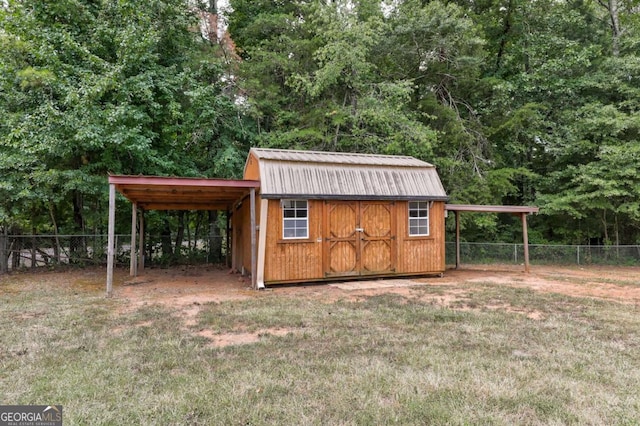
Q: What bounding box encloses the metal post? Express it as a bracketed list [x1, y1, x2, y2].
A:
[130, 203, 137, 276]
[226, 209, 231, 267]
[522, 212, 530, 273]
[138, 209, 145, 272]
[250, 188, 257, 289]
[106, 183, 116, 297]
[455, 211, 461, 269]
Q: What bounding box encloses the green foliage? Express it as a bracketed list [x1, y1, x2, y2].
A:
[0, 0, 251, 235]
[4, 0, 640, 244]
[230, 0, 437, 156]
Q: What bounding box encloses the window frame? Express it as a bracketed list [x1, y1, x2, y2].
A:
[408, 201, 430, 237]
[281, 199, 309, 240]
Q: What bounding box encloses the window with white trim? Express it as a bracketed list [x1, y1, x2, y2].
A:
[282, 200, 308, 239]
[409, 201, 429, 236]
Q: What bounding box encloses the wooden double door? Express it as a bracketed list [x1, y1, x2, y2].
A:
[324, 201, 397, 277]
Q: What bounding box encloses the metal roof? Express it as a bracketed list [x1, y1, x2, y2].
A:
[250, 148, 434, 167]
[445, 204, 539, 214]
[109, 175, 260, 210]
[248, 148, 448, 201]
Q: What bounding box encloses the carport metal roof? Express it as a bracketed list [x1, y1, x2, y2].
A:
[445, 204, 539, 214]
[445, 204, 540, 273]
[106, 175, 262, 297]
[108, 175, 260, 210]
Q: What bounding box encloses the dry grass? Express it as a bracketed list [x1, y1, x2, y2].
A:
[1, 268, 639, 424]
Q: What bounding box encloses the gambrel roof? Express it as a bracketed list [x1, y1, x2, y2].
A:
[246, 148, 448, 201]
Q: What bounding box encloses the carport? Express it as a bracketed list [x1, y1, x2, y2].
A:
[445, 204, 540, 272]
[105, 175, 260, 297]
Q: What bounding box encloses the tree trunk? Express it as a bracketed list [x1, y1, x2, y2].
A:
[71, 190, 87, 262]
[599, 0, 622, 56]
[49, 203, 61, 264]
[609, 0, 621, 57]
[186, 211, 192, 252]
[0, 226, 7, 274]
[495, 0, 513, 73]
[12, 233, 20, 269]
[602, 209, 609, 244]
[175, 211, 185, 258]
[209, 211, 221, 263]
[31, 225, 36, 269]
[161, 217, 173, 258]
[194, 211, 202, 253]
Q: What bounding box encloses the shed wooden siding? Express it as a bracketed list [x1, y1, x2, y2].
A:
[244, 152, 260, 180]
[263, 199, 324, 282]
[396, 201, 446, 274]
[258, 199, 445, 283]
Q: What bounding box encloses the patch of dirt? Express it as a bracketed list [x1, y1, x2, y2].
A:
[195, 328, 296, 348]
[4, 263, 640, 339]
[113, 265, 257, 313]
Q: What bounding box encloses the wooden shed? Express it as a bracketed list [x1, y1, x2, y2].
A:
[235, 148, 449, 288]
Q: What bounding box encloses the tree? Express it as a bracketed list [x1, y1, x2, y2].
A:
[229, 0, 437, 157]
[0, 0, 250, 238]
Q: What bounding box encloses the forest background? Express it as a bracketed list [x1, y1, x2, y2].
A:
[1, 0, 640, 253]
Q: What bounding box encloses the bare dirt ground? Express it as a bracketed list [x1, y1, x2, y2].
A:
[5, 263, 640, 307]
[4, 263, 640, 346]
[117, 263, 640, 304]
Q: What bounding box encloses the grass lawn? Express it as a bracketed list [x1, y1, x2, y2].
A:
[1, 269, 639, 424]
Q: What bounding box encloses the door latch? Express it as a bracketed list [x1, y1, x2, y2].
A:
[355, 227, 364, 232]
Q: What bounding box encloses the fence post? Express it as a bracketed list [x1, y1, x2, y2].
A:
[577, 245, 580, 265]
[514, 244, 518, 264]
[31, 234, 36, 269]
[0, 227, 7, 274]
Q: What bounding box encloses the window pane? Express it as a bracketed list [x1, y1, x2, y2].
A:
[409, 200, 429, 236]
[282, 199, 308, 239]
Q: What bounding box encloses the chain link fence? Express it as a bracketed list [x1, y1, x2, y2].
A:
[0, 234, 228, 272]
[2, 236, 640, 273]
[445, 242, 640, 266]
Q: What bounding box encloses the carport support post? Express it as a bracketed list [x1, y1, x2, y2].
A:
[106, 183, 116, 297]
[130, 203, 137, 276]
[256, 198, 268, 289]
[250, 188, 257, 289]
[226, 209, 231, 267]
[138, 209, 144, 272]
[455, 210, 461, 269]
[522, 212, 530, 273]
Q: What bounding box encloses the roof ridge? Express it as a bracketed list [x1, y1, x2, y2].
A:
[251, 147, 417, 159]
